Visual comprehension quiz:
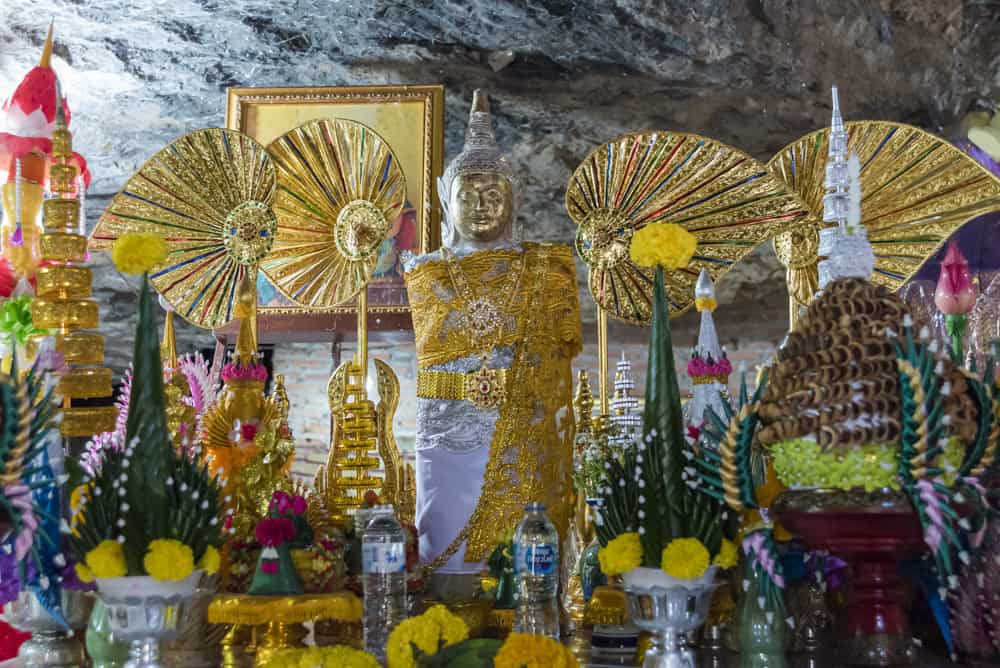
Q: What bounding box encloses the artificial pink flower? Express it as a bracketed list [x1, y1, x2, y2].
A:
[255, 517, 296, 547]
[935, 241, 977, 315]
[290, 495, 307, 515]
[271, 490, 292, 514]
[240, 422, 259, 443]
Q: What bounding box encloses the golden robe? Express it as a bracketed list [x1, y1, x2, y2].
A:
[405, 241, 581, 571]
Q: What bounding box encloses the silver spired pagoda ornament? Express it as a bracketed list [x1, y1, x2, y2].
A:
[817, 86, 874, 289]
[609, 352, 641, 447]
[684, 269, 732, 432]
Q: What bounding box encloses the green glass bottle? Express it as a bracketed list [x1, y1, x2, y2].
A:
[85, 599, 130, 668]
[734, 559, 788, 668]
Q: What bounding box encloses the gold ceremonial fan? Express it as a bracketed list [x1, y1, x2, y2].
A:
[261, 118, 407, 309]
[92, 128, 277, 329]
[768, 121, 1000, 304]
[566, 132, 811, 324]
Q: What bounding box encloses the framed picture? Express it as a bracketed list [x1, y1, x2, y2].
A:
[225, 84, 445, 320]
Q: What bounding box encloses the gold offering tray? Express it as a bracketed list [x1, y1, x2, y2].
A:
[207, 592, 362, 667]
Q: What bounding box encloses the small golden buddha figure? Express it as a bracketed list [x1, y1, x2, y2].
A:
[200, 275, 289, 537]
[404, 90, 582, 580]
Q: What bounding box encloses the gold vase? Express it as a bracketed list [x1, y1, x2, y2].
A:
[1, 180, 44, 278]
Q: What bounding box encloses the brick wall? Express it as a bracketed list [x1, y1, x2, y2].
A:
[275, 334, 779, 484]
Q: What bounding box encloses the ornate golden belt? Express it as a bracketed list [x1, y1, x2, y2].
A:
[416, 366, 508, 410]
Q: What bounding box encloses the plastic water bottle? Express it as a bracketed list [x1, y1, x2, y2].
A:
[514, 501, 560, 638]
[362, 504, 408, 660]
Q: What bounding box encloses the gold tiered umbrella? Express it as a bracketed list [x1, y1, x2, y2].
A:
[768, 121, 1000, 317]
[92, 128, 277, 329]
[261, 118, 406, 309]
[566, 131, 811, 325]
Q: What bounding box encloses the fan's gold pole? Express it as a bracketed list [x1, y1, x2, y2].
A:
[357, 286, 368, 373]
[597, 307, 609, 414]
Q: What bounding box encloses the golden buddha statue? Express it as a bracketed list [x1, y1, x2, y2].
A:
[200, 274, 291, 538]
[404, 90, 582, 578]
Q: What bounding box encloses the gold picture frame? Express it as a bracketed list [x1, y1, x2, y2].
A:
[225, 84, 445, 322]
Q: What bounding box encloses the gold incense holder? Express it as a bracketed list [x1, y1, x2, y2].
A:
[207, 592, 362, 668]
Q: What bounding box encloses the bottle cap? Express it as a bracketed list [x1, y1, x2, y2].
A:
[524, 501, 546, 512]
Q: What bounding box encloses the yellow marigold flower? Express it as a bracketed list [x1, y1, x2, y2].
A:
[143, 539, 195, 582]
[112, 232, 169, 275]
[270, 646, 379, 668]
[629, 222, 697, 271]
[74, 562, 95, 583]
[85, 539, 127, 579]
[494, 632, 580, 668]
[198, 545, 221, 575]
[597, 531, 643, 576]
[713, 538, 738, 570]
[661, 537, 711, 580]
[386, 616, 440, 668]
[423, 604, 470, 645]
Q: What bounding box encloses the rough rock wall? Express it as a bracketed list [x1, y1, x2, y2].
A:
[2, 1, 996, 431]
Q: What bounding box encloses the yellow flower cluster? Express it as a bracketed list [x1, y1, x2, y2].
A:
[661, 537, 710, 579]
[144, 539, 195, 582]
[198, 545, 221, 575]
[712, 538, 738, 570]
[628, 222, 697, 271]
[494, 632, 580, 668]
[597, 532, 643, 576]
[69, 484, 89, 538]
[266, 646, 379, 668]
[112, 232, 169, 275]
[85, 540, 128, 579]
[386, 604, 469, 668]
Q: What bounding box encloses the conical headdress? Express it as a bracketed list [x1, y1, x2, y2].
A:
[442, 90, 516, 186]
[438, 90, 519, 243]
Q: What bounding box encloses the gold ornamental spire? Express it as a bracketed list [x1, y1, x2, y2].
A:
[574, 369, 594, 437]
[232, 272, 259, 367]
[39, 22, 54, 69]
[34, 76, 117, 437]
[160, 308, 178, 369]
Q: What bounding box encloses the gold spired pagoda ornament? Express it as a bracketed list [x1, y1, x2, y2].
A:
[91, 128, 277, 329]
[260, 117, 412, 525]
[768, 88, 1000, 324]
[262, 118, 406, 309]
[31, 88, 116, 437]
[566, 131, 811, 325]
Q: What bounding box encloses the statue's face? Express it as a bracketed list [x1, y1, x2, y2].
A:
[450, 171, 513, 243]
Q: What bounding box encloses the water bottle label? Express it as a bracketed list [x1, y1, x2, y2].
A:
[516, 544, 557, 575]
[362, 543, 406, 574]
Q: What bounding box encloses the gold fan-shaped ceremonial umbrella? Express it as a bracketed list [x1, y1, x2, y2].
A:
[93, 128, 277, 329]
[566, 131, 811, 325]
[768, 121, 1000, 320]
[261, 118, 406, 309]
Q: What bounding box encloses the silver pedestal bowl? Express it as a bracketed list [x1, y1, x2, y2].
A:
[623, 566, 718, 668]
[3, 588, 95, 668]
[95, 571, 201, 668]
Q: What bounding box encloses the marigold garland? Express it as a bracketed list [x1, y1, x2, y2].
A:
[198, 545, 221, 575]
[597, 531, 643, 576]
[628, 222, 697, 271]
[267, 645, 379, 668]
[661, 537, 710, 579]
[713, 538, 738, 569]
[85, 539, 127, 579]
[493, 632, 580, 668]
[386, 604, 468, 668]
[143, 539, 195, 582]
[74, 563, 95, 584]
[112, 232, 169, 275]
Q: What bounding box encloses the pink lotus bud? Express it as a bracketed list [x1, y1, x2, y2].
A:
[935, 241, 976, 315]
